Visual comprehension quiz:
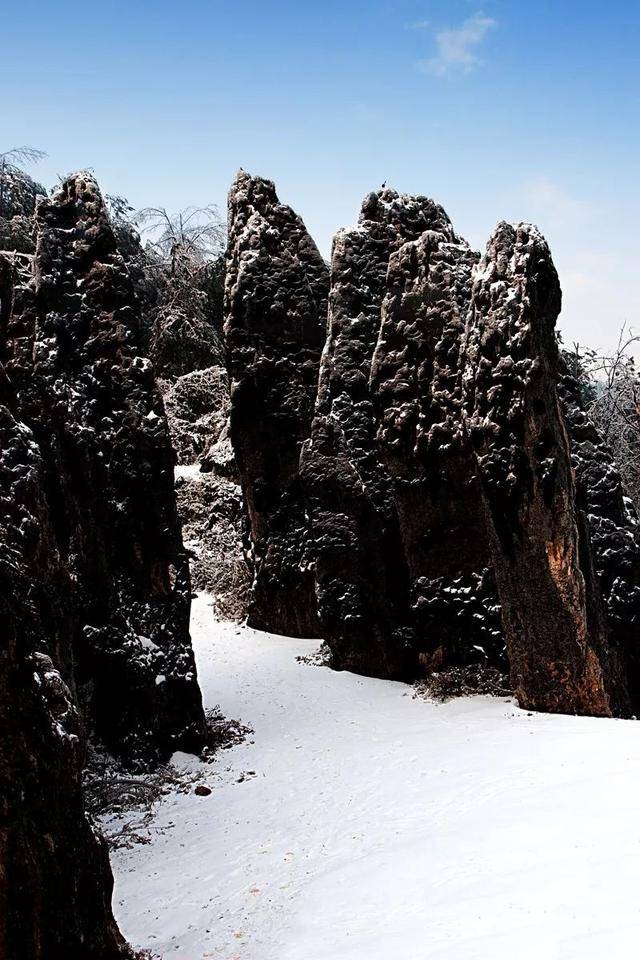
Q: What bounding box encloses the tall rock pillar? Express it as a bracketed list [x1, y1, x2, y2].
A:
[224, 171, 329, 637]
[463, 222, 624, 715]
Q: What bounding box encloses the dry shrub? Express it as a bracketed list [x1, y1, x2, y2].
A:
[414, 664, 510, 702]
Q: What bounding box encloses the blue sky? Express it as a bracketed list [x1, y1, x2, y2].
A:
[2, 0, 639, 350]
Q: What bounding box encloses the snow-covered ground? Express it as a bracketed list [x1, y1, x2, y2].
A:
[110, 594, 640, 959]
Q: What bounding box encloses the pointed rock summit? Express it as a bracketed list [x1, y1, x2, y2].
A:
[301, 188, 461, 677]
[371, 226, 504, 675]
[463, 222, 624, 715]
[1, 172, 207, 958]
[224, 171, 329, 637]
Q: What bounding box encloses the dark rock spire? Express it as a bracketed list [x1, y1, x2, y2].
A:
[558, 367, 640, 711]
[5, 173, 206, 764]
[463, 222, 626, 715]
[371, 227, 505, 675]
[224, 170, 329, 637]
[0, 171, 211, 956]
[0, 403, 129, 960]
[301, 189, 455, 677]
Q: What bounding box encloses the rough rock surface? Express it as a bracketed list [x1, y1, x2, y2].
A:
[154, 250, 248, 620]
[225, 171, 329, 637]
[162, 364, 234, 471]
[371, 227, 505, 675]
[163, 368, 248, 622]
[463, 222, 627, 716]
[301, 190, 461, 676]
[0, 403, 129, 960]
[2, 174, 206, 765]
[0, 172, 213, 956]
[158, 260, 247, 623]
[175, 466, 250, 620]
[559, 369, 640, 708]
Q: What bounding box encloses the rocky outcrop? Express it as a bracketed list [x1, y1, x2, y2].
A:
[223, 174, 639, 716]
[163, 362, 248, 622]
[175, 466, 250, 620]
[0, 172, 211, 956]
[463, 222, 627, 716]
[559, 369, 640, 709]
[153, 240, 247, 620]
[301, 190, 464, 677]
[2, 174, 207, 764]
[162, 364, 234, 471]
[225, 171, 329, 637]
[0, 404, 129, 960]
[371, 227, 505, 676]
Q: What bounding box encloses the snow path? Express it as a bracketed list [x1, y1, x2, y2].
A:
[110, 594, 640, 959]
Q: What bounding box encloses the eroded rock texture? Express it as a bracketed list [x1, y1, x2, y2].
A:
[0, 172, 211, 956]
[463, 222, 627, 716]
[164, 363, 249, 622]
[2, 174, 206, 765]
[0, 404, 128, 960]
[559, 369, 640, 709]
[225, 171, 328, 637]
[371, 228, 504, 675]
[301, 190, 463, 676]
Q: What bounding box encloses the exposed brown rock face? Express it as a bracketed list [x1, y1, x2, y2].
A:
[301, 190, 458, 677]
[0, 405, 128, 960]
[225, 171, 329, 637]
[463, 222, 625, 716]
[371, 228, 505, 675]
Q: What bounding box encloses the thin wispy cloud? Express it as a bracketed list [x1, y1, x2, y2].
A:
[523, 177, 595, 229]
[418, 12, 496, 76]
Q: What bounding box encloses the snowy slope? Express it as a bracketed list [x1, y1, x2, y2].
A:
[109, 594, 640, 960]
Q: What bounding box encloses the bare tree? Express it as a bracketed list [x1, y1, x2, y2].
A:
[135, 204, 225, 272]
[0, 146, 47, 216]
[566, 325, 640, 509]
[125, 203, 226, 377]
[105, 193, 136, 227]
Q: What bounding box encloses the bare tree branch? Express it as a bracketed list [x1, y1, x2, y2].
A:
[135, 204, 225, 268]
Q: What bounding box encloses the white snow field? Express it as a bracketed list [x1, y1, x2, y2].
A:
[110, 594, 640, 960]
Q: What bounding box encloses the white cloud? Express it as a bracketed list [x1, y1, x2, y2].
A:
[418, 13, 496, 76]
